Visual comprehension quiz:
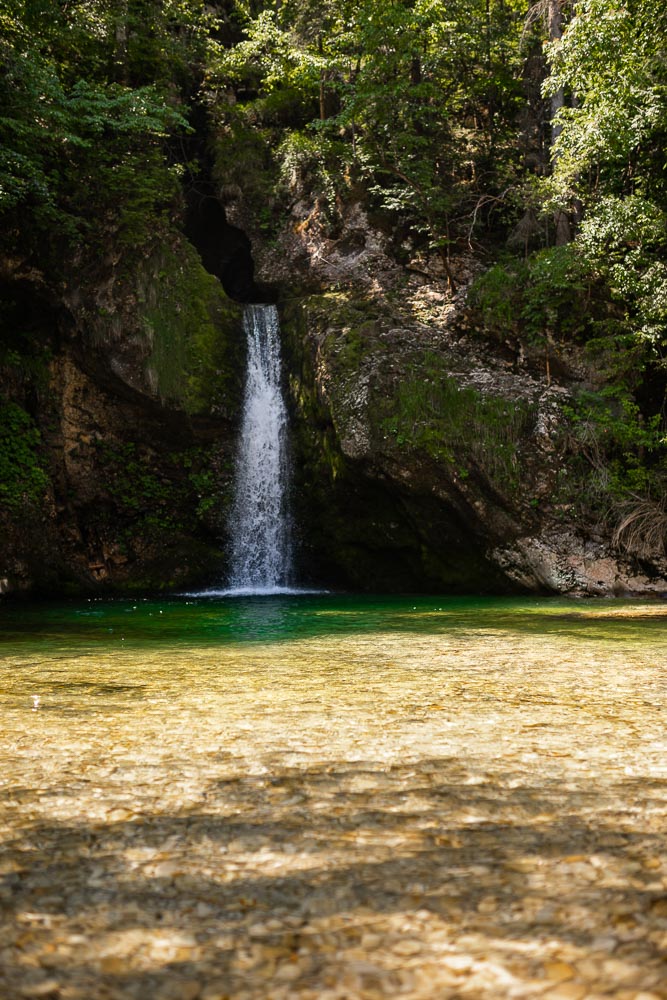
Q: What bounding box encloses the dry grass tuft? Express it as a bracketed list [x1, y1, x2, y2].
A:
[613, 494, 667, 560]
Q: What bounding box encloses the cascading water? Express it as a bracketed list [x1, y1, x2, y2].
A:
[227, 304, 293, 593]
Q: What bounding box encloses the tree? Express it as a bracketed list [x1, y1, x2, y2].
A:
[206, 0, 529, 274]
[0, 0, 191, 273]
[545, 0, 666, 195]
[543, 0, 667, 356]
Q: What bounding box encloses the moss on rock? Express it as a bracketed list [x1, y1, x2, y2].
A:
[0, 401, 49, 513]
[140, 241, 244, 416]
[280, 290, 533, 592]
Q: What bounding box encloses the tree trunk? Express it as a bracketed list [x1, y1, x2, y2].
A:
[548, 0, 571, 245]
[548, 0, 564, 146]
[112, 1, 129, 84]
[318, 36, 326, 121]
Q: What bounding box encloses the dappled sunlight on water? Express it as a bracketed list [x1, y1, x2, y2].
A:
[1, 595, 666, 999]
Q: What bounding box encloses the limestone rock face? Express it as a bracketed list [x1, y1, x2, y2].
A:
[0, 239, 244, 596]
[491, 531, 667, 596]
[268, 205, 666, 595]
[283, 287, 666, 594]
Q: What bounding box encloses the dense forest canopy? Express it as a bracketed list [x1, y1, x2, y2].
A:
[1, 0, 665, 565]
[2, 1, 666, 330]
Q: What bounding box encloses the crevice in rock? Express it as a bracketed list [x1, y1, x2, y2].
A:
[184, 181, 274, 304]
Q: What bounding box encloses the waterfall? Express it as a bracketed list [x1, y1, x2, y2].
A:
[227, 304, 293, 593]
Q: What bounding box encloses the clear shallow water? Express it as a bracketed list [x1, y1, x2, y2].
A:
[3, 592, 666, 650]
[1, 595, 666, 999]
[1, 593, 665, 705]
[1, 592, 665, 744]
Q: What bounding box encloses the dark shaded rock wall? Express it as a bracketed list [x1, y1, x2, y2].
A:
[0, 236, 245, 596]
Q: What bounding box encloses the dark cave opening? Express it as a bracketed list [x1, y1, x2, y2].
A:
[184, 183, 275, 304]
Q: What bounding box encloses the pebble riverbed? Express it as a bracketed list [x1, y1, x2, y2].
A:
[1, 598, 666, 999]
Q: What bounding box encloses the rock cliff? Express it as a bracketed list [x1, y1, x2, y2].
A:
[268, 199, 667, 595]
[0, 238, 243, 595]
[2, 194, 665, 597]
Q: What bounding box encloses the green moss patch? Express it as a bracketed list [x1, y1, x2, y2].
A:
[140, 242, 244, 416]
[381, 360, 537, 494]
[0, 401, 49, 513]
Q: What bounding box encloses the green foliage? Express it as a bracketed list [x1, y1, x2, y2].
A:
[0, 338, 52, 390]
[97, 441, 171, 510]
[277, 131, 345, 222]
[557, 388, 667, 550]
[208, 7, 323, 98]
[0, 401, 49, 512]
[95, 440, 229, 541]
[537, 0, 667, 369]
[207, 0, 528, 253]
[563, 388, 666, 499]
[0, 0, 191, 267]
[468, 260, 526, 334]
[472, 209, 666, 398]
[577, 197, 666, 260]
[545, 0, 667, 203]
[520, 247, 588, 341]
[209, 104, 279, 228]
[382, 355, 536, 493]
[11, 0, 219, 88]
[575, 196, 667, 349]
[177, 445, 234, 520]
[470, 246, 590, 342]
[187, 467, 217, 517]
[94, 440, 183, 540]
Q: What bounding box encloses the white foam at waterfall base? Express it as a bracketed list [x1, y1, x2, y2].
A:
[190, 586, 327, 598]
[227, 304, 293, 591]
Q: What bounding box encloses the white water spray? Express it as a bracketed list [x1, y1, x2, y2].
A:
[227, 304, 293, 593]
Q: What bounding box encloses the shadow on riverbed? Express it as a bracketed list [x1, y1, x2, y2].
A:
[1, 756, 665, 999]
